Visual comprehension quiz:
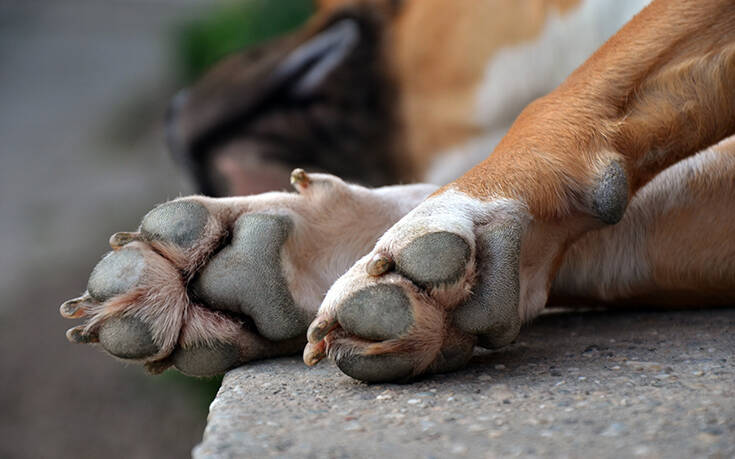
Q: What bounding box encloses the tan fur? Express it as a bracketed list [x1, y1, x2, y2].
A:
[453, 0, 735, 218]
[387, 0, 584, 179]
[554, 136, 735, 305]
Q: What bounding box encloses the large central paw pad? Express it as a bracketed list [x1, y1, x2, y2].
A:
[191, 213, 308, 341]
[61, 186, 321, 377]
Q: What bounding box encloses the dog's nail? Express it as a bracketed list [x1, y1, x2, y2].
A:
[290, 168, 310, 190]
[109, 231, 140, 249]
[65, 326, 99, 344]
[307, 317, 337, 344]
[303, 341, 327, 366]
[59, 293, 94, 318]
[366, 253, 394, 277]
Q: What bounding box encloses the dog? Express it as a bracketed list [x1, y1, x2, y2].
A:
[62, 0, 735, 382]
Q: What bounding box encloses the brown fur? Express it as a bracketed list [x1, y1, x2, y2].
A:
[453, 0, 735, 218]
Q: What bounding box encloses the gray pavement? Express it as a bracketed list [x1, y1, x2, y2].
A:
[196, 308, 734, 458]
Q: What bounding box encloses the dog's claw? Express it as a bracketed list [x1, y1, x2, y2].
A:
[109, 231, 140, 249]
[307, 316, 337, 344]
[66, 325, 99, 344]
[365, 253, 394, 277]
[303, 340, 327, 366]
[290, 168, 310, 190]
[59, 293, 94, 318]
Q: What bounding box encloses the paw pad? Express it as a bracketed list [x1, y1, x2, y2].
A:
[87, 249, 145, 301]
[336, 284, 413, 341]
[592, 160, 628, 224]
[394, 231, 470, 288]
[171, 342, 239, 377]
[98, 316, 159, 359]
[191, 213, 307, 341]
[140, 200, 209, 247]
[334, 353, 415, 383]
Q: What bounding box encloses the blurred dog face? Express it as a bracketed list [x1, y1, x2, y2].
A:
[166, 0, 588, 196]
[166, 0, 406, 196]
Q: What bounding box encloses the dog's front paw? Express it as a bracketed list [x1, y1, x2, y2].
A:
[304, 191, 532, 382]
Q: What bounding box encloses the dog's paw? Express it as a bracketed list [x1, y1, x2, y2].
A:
[304, 191, 532, 382]
[60, 170, 398, 377]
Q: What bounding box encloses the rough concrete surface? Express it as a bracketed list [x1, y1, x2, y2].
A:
[196, 308, 734, 458]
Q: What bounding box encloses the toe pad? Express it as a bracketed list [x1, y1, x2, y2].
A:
[337, 284, 413, 341]
[141, 200, 209, 247]
[88, 249, 145, 301]
[395, 232, 470, 288]
[98, 316, 159, 359]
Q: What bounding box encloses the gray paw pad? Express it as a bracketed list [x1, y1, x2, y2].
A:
[337, 284, 413, 341]
[453, 223, 521, 346]
[592, 161, 628, 224]
[88, 249, 145, 301]
[191, 213, 306, 341]
[98, 316, 159, 359]
[430, 339, 475, 374]
[140, 200, 209, 247]
[335, 353, 414, 383]
[171, 342, 239, 377]
[395, 232, 471, 288]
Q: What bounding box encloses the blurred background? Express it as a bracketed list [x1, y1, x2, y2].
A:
[0, 0, 312, 457]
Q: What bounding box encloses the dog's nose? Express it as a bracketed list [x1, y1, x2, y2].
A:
[165, 89, 190, 163]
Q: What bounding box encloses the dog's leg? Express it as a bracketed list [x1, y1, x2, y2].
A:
[61, 170, 435, 376]
[306, 0, 735, 381]
[553, 135, 735, 306]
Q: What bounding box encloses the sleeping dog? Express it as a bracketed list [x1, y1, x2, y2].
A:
[61, 0, 735, 382]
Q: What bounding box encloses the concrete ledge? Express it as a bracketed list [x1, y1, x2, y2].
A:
[195, 309, 735, 458]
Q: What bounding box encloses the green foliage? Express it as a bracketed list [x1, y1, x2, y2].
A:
[176, 0, 315, 83]
[159, 370, 225, 413]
